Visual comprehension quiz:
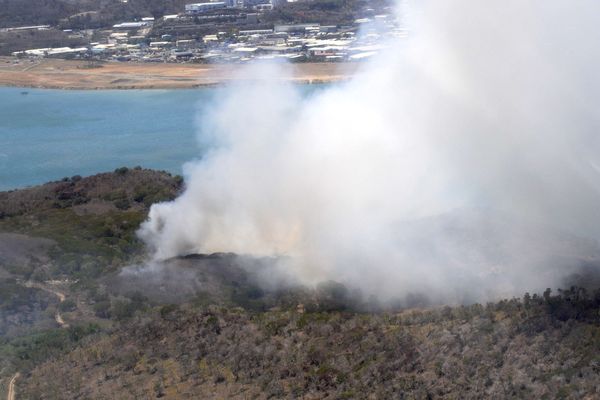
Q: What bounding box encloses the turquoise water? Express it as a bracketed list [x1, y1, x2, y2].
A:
[0, 85, 328, 191]
[0, 87, 214, 191]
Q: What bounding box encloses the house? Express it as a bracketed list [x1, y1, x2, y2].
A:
[176, 39, 198, 49]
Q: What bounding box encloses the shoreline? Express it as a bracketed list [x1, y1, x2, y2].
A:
[0, 78, 347, 91]
[0, 57, 359, 90]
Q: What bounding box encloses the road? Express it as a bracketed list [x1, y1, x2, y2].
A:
[5, 282, 70, 400]
[7, 373, 19, 400]
[23, 281, 68, 328]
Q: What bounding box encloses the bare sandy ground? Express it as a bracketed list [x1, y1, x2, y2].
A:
[7, 373, 19, 400]
[0, 57, 360, 89]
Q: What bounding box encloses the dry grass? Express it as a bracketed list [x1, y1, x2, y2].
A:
[0, 57, 360, 89]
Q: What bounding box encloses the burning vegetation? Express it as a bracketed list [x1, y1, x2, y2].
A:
[0, 169, 599, 399]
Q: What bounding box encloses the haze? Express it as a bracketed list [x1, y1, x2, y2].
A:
[139, 0, 600, 304]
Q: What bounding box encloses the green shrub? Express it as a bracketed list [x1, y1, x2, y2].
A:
[93, 300, 111, 319]
[113, 197, 130, 210]
[58, 299, 77, 312]
[160, 304, 179, 318]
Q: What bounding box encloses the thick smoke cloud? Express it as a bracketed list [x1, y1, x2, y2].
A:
[139, 0, 600, 303]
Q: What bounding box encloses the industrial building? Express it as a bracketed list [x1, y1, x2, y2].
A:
[185, 2, 228, 14]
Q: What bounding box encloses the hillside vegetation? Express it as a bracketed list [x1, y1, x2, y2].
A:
[17, 289, 600, 399]
[0, 169, 599, 399]
[0, 0, 188, 29]
[0, 168, 182, 391]
[0, 0, 384, 29]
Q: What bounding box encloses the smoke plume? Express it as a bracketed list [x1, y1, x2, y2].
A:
[138, 0, 600, 303]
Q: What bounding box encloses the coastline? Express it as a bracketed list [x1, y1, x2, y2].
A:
[0, 57, 359, 90]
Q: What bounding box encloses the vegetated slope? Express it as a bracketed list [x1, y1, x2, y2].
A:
[18, 288, 600, 399]
[0, 0, 189, 29]
[262, 0, 391, 26]
[0, 167, 182, 382]
[0, 0, 78, 28]
[0, 166, 181, 218]
[1, 169, 599, 399]
[0, 165, 182, 294]
[0, 276, 57, 337]
[0, 167, 182, 278]
[0, 0, 387, 29]
[0, 29, 88, 56]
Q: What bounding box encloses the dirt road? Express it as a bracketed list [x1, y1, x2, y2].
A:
[5, 283, 69, 400]
[0, 57, 360, 90]
[7, 373, 19, 400]
[23, 281, 68, 328]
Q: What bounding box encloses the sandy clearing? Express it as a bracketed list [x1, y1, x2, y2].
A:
[0, 57, 360, 90]
[7, 373, 19, 400]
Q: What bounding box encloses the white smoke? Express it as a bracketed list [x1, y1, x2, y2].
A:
[139, 0, 600, 303]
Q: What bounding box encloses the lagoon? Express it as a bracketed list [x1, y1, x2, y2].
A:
[0, 84, 330, 191]
[0, 87, 215, 191]
[0, 85, 328, 191]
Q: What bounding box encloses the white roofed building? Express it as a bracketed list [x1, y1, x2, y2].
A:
[185, 2, 227, 14]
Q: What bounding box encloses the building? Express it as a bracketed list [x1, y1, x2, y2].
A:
[109, 32, 129, 44]
[238, 29, 273, 36]
[128, 35, 146, 44]
[275, 23, 320, 33]
[13, 46, 88, 58]
[308, 45, 347, 59]
[242, 0, 271, 7]
[149, 41, 172, 49]
[113, 22, 148, 30]
[254, 3, 273, 11]
[171, 51, 194, 60]
[176, 39, 198, 48]
[203, 34, 219, 44]
[3, 25, 49, 32]
[185, 2, 227, 14]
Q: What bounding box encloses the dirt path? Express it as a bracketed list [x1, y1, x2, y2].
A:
[5, 283, 69, 400]
[55, 312, 66, 327]
[23, 281, 69, 328]
[7, 373, 19, 400]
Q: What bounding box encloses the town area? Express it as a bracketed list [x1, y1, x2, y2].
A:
[1, 0, 406, 63]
